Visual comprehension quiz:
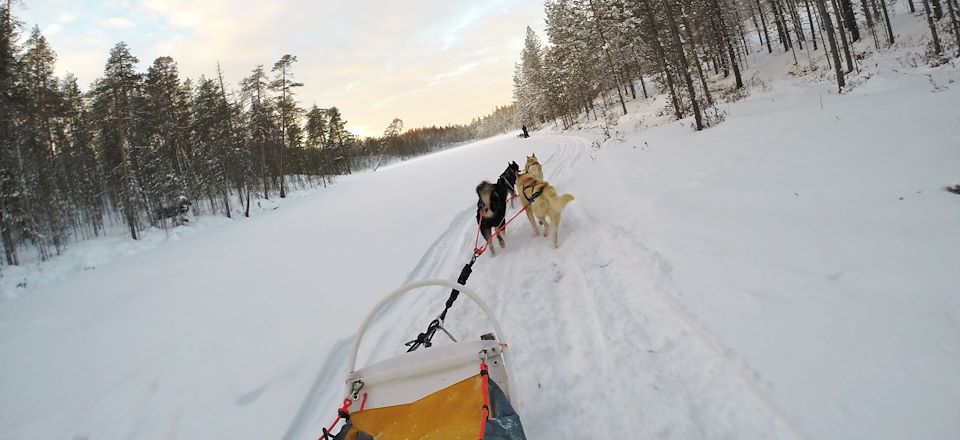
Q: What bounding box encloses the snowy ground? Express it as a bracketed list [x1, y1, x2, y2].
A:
[3, 10, 960, 440]
[0, 181, 339, 301]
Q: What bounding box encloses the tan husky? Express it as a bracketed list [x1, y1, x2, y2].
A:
[524, 154, 543, 180]
[516, 172, 575, 248]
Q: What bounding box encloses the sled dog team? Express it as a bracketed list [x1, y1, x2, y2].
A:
[476, 153, 575, 255]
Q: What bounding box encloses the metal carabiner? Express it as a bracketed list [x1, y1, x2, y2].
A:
[350, 379, 364, 400]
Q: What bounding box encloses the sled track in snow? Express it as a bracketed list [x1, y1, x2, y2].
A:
[284, 134, 809, 439]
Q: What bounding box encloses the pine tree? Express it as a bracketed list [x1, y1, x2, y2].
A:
[140, 56, 192, 223]
[240, 65, 275, 198]
[91, 42, 141, 240]
[514, 26, 548, 126]
[20, 26, 66, 257]
[325, 106, 351, 174]
[58, 74, 105, 236]
[0, 2, 22, 264]
[192, 77, 237, 218]
[304, 104, 330, 186]
[375, 117, 403, 170]
[587, 0, 628, 115]
[270, 54, 302, 198]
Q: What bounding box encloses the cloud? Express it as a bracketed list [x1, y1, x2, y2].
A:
[101, 16, 135, 29]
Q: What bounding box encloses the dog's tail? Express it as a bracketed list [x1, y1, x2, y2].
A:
[559, 194, 575, 209]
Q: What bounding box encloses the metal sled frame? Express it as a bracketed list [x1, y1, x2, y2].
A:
[345, 279, 519, 413]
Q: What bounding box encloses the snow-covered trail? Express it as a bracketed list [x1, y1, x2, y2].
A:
[287, 133, 804, 439]
[0, 134, 577, 439]
[281, 135, 592, 438]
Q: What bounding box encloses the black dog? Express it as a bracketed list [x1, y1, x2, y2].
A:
[474, 162, 521, 256]
[476, 181, 506, 255]
[498, 161, 520, 208]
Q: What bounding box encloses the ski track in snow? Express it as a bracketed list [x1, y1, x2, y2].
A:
[287, 134, 805, 439]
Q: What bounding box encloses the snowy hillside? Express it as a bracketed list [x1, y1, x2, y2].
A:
[3, 9, 960, 440]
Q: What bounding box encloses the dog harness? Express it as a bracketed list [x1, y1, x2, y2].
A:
[522, 181, 546, 204]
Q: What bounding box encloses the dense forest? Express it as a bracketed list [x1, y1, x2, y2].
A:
[513, 0, 959, 131]
[0, 4, 516, 265]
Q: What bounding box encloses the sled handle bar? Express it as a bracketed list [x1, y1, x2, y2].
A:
[346, 278, 515, 395]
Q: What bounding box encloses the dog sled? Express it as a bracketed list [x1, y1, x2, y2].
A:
[320, 279, 527, 440]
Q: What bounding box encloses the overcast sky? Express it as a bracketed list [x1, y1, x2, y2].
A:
[17, 0, 545, 137]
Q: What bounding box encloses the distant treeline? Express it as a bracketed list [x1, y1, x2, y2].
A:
[0, 4, 516, 265]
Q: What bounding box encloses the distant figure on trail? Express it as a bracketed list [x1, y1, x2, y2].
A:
[521, 125, 530, 138]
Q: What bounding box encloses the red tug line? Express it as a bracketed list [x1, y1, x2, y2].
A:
[473, 195, 526, 257]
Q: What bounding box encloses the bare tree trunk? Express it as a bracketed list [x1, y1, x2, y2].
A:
[215, 62, 233, 219]
[662, 0, 703, 130]
[663, 59, 683, 118]
[681, 8, 714, 104]
[839, 0, 861, 41]
[771, 0, 792, 50]
[860, 0, 876, 34]
[260, 143, 269, 199]
[279, 64, 287, 199]
[713, 19, 731, 77]
[944, 0, 960, 56]
[757, 0, 773, 53]
[815, 0, 833, 67]
[816, 0, 847, 90]
[908, 0, 916, 13]
[0, 203, 17, 265]
[787, 0, 807, 49]
[578, 88, 591, 120]
[640, 0, 683, 117]
[623, 68, 637, 99]
[805, 0, 820, 49]
[832, 0, 856, 72]
[244, 185, 250, 217]
[631, 47, 650, 99]
[732, 8, 752, 55]
[931, 0, 944, 19]
[755, 0, 775, 52]
[877, 0, 895, 45]
[738, 21, 753, 67]
[713, 0, 745, 88]
[119, 137, 139, 240]
[922, 0, 943, 54]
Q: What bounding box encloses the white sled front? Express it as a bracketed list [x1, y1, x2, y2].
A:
[329, 279, 526, 440]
